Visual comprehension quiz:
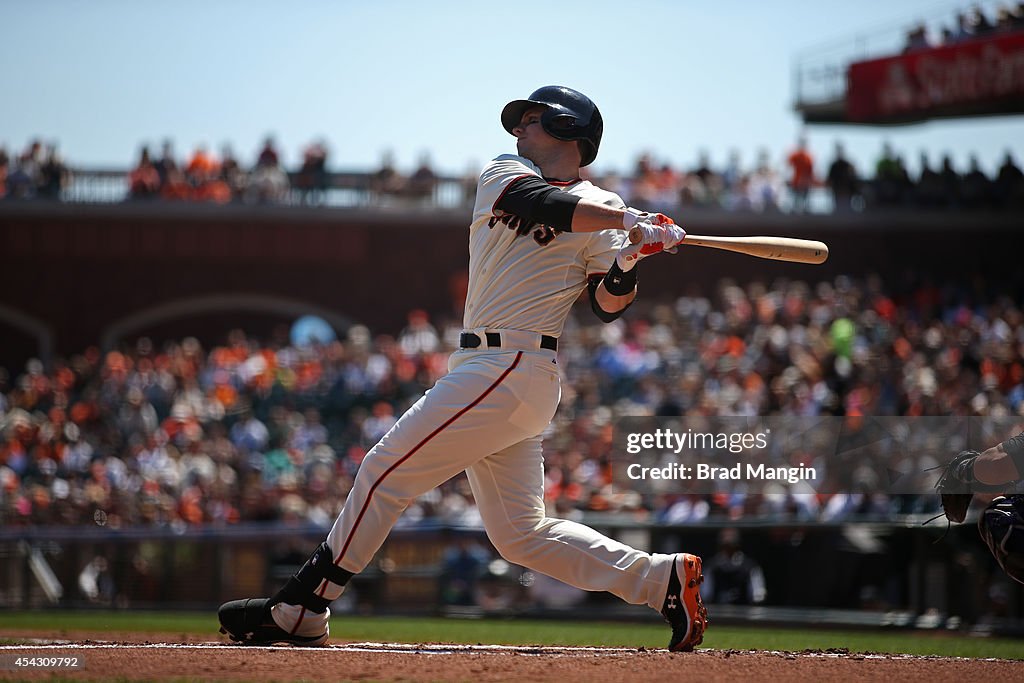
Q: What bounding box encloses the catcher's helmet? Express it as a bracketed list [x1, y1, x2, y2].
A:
[978, 495, 1024, 585]
[501, 86, 603, 167]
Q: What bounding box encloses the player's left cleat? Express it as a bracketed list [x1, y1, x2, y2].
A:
[661, 553, 708, 652]
[218, 597, 328, 646]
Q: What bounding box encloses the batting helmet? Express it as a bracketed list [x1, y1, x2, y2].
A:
[978, 494, 1024, 585]
[501, 86, 603, 167]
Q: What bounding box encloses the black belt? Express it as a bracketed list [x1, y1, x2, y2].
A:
[460, 332, 557, 351]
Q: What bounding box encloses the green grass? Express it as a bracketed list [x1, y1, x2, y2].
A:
[2, 611, 1022, 660]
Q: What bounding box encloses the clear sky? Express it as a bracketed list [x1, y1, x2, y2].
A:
[3, 0, 1022, 177]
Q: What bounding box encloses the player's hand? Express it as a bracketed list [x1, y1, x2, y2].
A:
[615, 221, 686, 272]
[622, 207, 677, 229]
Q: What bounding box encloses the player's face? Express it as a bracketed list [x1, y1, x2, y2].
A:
[512, 106, 562, 162]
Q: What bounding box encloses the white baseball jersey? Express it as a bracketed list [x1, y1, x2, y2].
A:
[464, 154, 629, 337]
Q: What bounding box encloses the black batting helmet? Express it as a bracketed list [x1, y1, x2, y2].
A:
[501, 86, 603, 167]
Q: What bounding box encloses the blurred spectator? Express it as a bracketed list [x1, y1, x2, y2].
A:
[971, 4, 996, 35]
[951, 11, 974, 42]
[915, 151, 944, 208]
[257, 135, 280, 169]
[398, 309, 440, 357]
[826, 142, 859, 212]
[939, 154, 962, 207]
[78, 556, 115, 603]
[996, 4, 1018, 31]
[362, 401, 397, 446]
[128, 146, 161, 200]
[961, 154, 992, 209]
[630, 153, 659, 205]
[439, 535, 492, 606]
[154, 139, 177, 187]
[0, 144, 10, 199]
[291, 409, 328, 453]
[703, 529, 766, 605]
[692, 151, 714, 187]
[747, 150, 782, 212]
[721, 150, 742, 195]
[296, 139, 329, 205]
[185, 145, 216, 185]
[994, 150, 1024, 208]
[186, 145, 231, 203]
[219, 144, 247, 201]
[38, 143, 69, 199]
[648, 162, 680, 207]
[6, 140, 43, 199]
[248, 137, 290, 204]
[874, 142, 910, 206]
[230, 409, 269, 455]
[685, 152, 717, 208]
[786, 136, 815, 213]
[904, 23, 932, 52]
[371, 150, 406, 199]
[406, 152, 438, 203]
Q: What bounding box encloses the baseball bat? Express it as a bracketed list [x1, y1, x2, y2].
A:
[628, 227, 828, 265]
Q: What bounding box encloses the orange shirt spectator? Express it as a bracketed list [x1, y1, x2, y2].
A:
[787, 138, 815, 213]
[186, 146, 217, 182]
[787, 143, 814, 191]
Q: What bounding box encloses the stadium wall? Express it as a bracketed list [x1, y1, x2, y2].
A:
[0, 203, 1019, 369]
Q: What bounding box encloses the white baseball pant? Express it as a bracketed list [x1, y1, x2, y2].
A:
[273, 347, 677, 636]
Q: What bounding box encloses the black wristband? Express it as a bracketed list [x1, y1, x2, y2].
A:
[603, 260, 638, 296]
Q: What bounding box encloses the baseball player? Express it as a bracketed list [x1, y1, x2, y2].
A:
[218, 86, 708, 651]
[935, 430, 1024, 584]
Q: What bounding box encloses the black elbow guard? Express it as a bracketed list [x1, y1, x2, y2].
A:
[587, 273, 633, 323]
[494, 176, 581, 233]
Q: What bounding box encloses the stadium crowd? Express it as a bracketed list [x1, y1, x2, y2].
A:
[3, 275, 1023, 529]
[602, 144, 1024, 214]
[2, 134, 1022, 214]
[903, 3, 1024, 52]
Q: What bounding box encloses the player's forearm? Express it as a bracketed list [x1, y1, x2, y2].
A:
[976, 443, 1023, 485]
[570, 199, 632, 234]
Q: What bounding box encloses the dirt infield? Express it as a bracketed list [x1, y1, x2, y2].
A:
[1, 634, 1020, 682]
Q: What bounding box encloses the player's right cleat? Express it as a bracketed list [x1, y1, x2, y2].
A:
[661, 553, 708, 652]
[218, 597, 328, 646]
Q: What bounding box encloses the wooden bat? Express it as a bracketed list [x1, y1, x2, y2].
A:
[628, 227, 828, 265]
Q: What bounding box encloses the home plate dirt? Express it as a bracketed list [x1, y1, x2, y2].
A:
[1, 636, 1020, 682]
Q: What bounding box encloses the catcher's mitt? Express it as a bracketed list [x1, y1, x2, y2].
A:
[933, 450, 980, 524]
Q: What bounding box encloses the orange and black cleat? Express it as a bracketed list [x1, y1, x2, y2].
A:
[661, 553, 708, 652]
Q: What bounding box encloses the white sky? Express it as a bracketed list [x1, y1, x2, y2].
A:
[3, 0, 1022, 177]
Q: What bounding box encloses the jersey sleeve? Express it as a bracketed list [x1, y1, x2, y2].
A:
[473, 155, 543, 222]
[583, 191, 629, 277]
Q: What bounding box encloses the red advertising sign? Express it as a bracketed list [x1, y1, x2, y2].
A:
[847, 32, 1024, 123]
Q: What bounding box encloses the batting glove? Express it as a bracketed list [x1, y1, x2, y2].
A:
[622, 207, 677, 229]
[615, 221, 686, 272]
